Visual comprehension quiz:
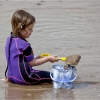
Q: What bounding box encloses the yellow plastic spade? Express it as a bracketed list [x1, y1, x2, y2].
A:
[40, 53, 66, 61]
[57, 57, 66, 61]
[40, 53, 50, 57]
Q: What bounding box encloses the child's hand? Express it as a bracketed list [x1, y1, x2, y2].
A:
[48, 55, 58, 63]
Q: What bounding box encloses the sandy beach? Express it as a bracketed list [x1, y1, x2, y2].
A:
[0, 0, 100, 100]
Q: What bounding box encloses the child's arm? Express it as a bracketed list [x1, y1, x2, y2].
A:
[28, 55, 58, 67]
[34, 55, 41, 59]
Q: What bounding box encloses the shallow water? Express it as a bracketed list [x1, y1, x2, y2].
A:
[0, 0, 100, 100]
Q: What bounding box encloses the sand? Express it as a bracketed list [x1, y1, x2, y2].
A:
[0, 0, 100, 100]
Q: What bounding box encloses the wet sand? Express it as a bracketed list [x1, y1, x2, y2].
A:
[0, 0, 100, 100]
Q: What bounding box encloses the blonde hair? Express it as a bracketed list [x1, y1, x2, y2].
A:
[11, 10, 35, 37]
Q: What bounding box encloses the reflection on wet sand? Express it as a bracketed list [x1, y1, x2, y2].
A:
[4, 80, 100, 100]
[73, 80, 100, 89]
[5, 82, 74, 100]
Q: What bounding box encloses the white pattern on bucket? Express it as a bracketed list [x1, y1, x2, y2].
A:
[50, 64, 77, 89]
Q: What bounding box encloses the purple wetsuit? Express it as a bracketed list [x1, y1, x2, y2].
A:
[5, 33, 52, 85]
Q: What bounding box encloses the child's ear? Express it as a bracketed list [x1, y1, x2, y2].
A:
[18, 28, 22, 33]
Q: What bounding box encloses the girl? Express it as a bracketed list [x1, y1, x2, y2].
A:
[5, 10, 58, 85]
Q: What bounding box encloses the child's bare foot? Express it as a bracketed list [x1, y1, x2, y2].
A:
[1, 78, 9, 83]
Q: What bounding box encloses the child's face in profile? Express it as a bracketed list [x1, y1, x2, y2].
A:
[20, 23, 35, 38]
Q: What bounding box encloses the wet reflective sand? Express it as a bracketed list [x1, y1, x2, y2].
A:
[4, 82, 75, 100]
[0, 0, 100, 100]
[1, 80, 100, 100]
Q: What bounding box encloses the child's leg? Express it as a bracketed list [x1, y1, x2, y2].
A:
[31, 70, 52, 84]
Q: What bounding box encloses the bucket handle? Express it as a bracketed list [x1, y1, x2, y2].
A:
[50, 68, 77, 83]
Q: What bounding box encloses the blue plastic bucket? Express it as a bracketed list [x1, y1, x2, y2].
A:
[50, 64, 77, 89]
